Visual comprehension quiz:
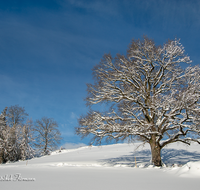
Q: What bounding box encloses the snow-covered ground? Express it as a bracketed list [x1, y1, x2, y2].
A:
[0, 142, 200, 190]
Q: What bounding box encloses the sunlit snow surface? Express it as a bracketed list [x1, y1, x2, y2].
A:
[0, 143, 200, 190]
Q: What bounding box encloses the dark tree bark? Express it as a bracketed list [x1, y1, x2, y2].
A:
[150, 136, 162, 166]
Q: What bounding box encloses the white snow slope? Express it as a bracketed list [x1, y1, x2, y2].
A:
[0, 142, 200, 190]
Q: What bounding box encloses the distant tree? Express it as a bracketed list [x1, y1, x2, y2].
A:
[0, 105, 34, 163]
[6, 105, 28, 128]
[34, 117, 62, 155]
[0, 107, 8, 163]
[76, 36, 200, 166]
[4, 105, 29, 162]
[19, 119, 35, 160]
[6, 124, 19, 161]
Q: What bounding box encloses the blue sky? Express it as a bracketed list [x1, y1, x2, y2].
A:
[0, 0, 200, 147]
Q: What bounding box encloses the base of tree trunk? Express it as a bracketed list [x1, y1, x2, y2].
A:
[0, 150, 4, 164]
[150, 142, 162, 167]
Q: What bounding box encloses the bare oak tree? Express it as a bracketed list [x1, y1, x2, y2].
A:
[34, 117, 62, 155]
[76, 37, 200, 166]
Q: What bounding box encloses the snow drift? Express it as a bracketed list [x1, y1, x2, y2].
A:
[0, 142, 200, 190]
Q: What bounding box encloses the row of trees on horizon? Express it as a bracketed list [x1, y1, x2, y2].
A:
[0, 105, 62, 164]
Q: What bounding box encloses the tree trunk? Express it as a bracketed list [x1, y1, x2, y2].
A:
[150, 136, 162, 167]
[0, 148, 4, 164]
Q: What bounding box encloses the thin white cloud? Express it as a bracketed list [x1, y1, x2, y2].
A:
[62, 142, 86, 149]
[64, 0, 119, 17]
[70, 112, 77, 119]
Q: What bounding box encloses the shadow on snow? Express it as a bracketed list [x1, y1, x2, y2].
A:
[98, 148, 200, 167]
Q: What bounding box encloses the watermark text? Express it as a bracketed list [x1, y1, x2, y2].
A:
[0, 173, 35, 182]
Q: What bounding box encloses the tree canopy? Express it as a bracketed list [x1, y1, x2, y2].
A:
[76, 36, 200, 166]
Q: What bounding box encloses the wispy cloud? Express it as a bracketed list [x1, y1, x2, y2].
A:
[62, 142, 86, 149]
[70, 112, 77, 119]
[64, 0, 119, 17]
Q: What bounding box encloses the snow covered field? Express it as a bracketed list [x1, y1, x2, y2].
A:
[0, 142, 200, 190]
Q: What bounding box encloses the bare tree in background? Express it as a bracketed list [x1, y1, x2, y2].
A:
[34, 117, 62, 155]
[6, 105, 28, 128]
[0, 107, 8, 163]
[0, 105, 34, 163]
[76, 36, 200, 166]
[6, 105, 29, 161]
[19, 119, 35, 160]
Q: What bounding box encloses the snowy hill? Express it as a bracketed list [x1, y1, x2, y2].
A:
[0, 143, 200, 190]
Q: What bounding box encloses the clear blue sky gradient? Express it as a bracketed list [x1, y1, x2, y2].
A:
[0, 0, 200, 146]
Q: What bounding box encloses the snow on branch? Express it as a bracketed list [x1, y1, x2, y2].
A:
[77, 36, 200, 149]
